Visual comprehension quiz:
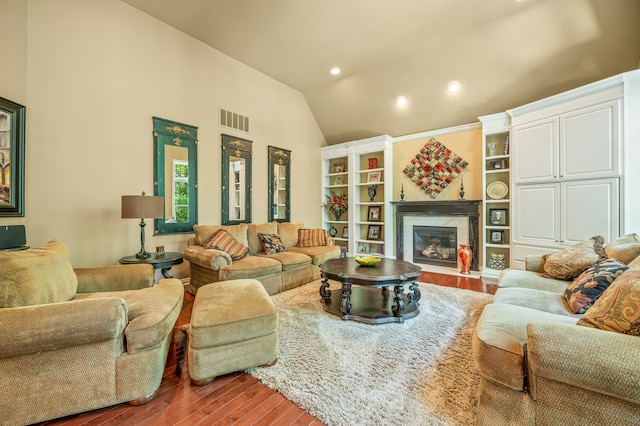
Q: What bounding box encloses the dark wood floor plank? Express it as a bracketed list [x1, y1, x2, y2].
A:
[34, 271, 489, 426]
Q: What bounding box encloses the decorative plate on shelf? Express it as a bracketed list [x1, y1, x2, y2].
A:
[487, 181, 508, 200]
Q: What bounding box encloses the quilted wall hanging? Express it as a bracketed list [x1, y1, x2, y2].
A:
[402, 137, 468, 199]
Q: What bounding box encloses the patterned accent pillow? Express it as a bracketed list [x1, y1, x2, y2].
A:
[258, 233, 287, 255]
[206, 229, 249, 260]
[543, 236, 605, 280]
[564, 258, 629, 314]
[297, 228, 327, 248]
[577, 266, 640, 336]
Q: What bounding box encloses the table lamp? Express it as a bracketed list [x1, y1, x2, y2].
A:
[121, 191, 164, 259]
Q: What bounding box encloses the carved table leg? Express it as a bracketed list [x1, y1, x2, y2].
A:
[319, 277, 332, 302]
[407, 282, 421, 306]
[340, 281, 352, 317]
[392, 284, 405, 321]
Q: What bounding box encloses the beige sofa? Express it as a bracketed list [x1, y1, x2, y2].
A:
[0, 241, 185, 426]
[473, 247, 640, 425]
[184, 221, 341, 295]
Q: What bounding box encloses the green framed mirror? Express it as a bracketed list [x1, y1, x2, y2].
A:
[268, 146, 291, 222]
[222, 134, 252, 225]
[153, 117, 198, 234]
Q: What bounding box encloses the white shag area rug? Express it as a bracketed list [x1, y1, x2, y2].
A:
[247, 280, 493, 426]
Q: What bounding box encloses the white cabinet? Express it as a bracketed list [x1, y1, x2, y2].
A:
[509, 70, 639, 268]
[321, 136, 393, 257]
[513, 100, 619, 184]
[515, 178, 619, 247]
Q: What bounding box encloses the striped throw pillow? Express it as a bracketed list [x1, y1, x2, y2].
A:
[297, 228, 327, 247]
[206, 229, 249, 260]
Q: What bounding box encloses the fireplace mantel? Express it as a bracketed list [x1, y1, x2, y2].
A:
[392, 200, 481, 271]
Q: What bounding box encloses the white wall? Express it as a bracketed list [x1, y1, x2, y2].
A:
[2, 0, 325, 275]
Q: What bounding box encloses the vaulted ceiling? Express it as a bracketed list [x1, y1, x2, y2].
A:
[122, 0, 640, 144]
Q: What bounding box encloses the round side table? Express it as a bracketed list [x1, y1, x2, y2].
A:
[118, 252, 184, 279]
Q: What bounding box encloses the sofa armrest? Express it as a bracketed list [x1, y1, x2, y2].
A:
[525, 255, 546, 272]
[0, 298, 127, 358]
[75, 264, 154, 293]
[184, 245, 232, 271]
[527, 322, 640, 405]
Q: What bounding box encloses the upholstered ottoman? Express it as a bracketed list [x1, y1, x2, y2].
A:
[186, 279, 278, 385]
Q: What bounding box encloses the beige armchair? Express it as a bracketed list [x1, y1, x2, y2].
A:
[0, 241, 184, 426]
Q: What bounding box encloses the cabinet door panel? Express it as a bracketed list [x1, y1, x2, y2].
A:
[561, 178, 619, 245]
[512, 118, 558, 183]
[561, 101, 619, 179]
[514, 184, 559, 245]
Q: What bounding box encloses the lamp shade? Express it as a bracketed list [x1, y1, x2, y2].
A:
[121, 194, 164, 219]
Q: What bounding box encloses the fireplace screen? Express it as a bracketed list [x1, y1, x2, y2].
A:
[413, 226, 457, 268]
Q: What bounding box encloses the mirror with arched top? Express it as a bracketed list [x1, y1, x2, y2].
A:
[153, 117, 198, 234]
[221, 134, 252, 225]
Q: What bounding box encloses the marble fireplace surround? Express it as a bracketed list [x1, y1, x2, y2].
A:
[392, 200, 481, 272]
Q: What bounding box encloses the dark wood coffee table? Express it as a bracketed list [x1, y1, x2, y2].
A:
[319, 257, 422, 324]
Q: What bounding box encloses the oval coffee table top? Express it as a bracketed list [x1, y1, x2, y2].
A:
[321, 257, 421, 286]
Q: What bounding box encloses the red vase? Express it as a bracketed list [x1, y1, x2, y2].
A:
[458, 244, 472, 275]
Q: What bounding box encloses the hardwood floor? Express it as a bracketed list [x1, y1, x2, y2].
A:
[38, 272, 492, 426]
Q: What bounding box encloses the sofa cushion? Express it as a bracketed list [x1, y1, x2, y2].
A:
[493, 287, 579, 317]
[278, 221, 305, 249]
[543, 236, 605, 280]
[473, 303, 578, 391]
[297, 228, 327, 247]
[218, 256, 282, 281]
[288, 245, 341, 265]
[206, 229, 249, 260]
[604, 233, 640, 264]
[497, 269, 570, 293]
[577, 266, 640, 335]
[0, 240, 78, 308]
[247, 222, 278, 254]
[258, 233, 287, 255]
[255, 251, 312, 271]
[563, 258, 628, 314]
[74, 278, 184, 352]
[194, 224, 249, 248]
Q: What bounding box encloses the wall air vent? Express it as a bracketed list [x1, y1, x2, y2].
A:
[219, 108, 250, 133]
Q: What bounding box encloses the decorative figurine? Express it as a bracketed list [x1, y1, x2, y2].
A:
[459, 178, 465, 200]
[368, 185, 377, 202]
[400, 182, 405, 200]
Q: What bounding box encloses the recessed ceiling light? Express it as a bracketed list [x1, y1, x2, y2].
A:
[447, 80, 461, 93]
[330, 67, 341, 75]
[396, 96, 407, 106]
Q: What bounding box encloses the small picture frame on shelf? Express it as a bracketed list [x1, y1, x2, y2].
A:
[489, 160, 507, 170]
[357, 242, 369, 253]
[332, 163, 345, 173]
[367, 206, 381, 221]
[342, 226, 348, 238]
[489, 208, 508, 226]
[334, 175, 344, 185]
[367, 224, 381, 240]
[490, 230, 505, 244]
[367, 171, 381, 183]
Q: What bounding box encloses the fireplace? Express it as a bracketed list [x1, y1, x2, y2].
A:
[413, 226, 458, 268]
[392, 200, 480, 272]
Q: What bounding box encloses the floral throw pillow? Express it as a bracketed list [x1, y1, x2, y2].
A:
[297, 228, 327, 248]
[543, 236, 605, 280]
[564, 258, 629, 314]
[258, 233, 287, 255]
[206, 229, 249, 260]
[577, 266, 640, 336]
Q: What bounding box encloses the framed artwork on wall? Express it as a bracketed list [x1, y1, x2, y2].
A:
[0, 96, 25, 217]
